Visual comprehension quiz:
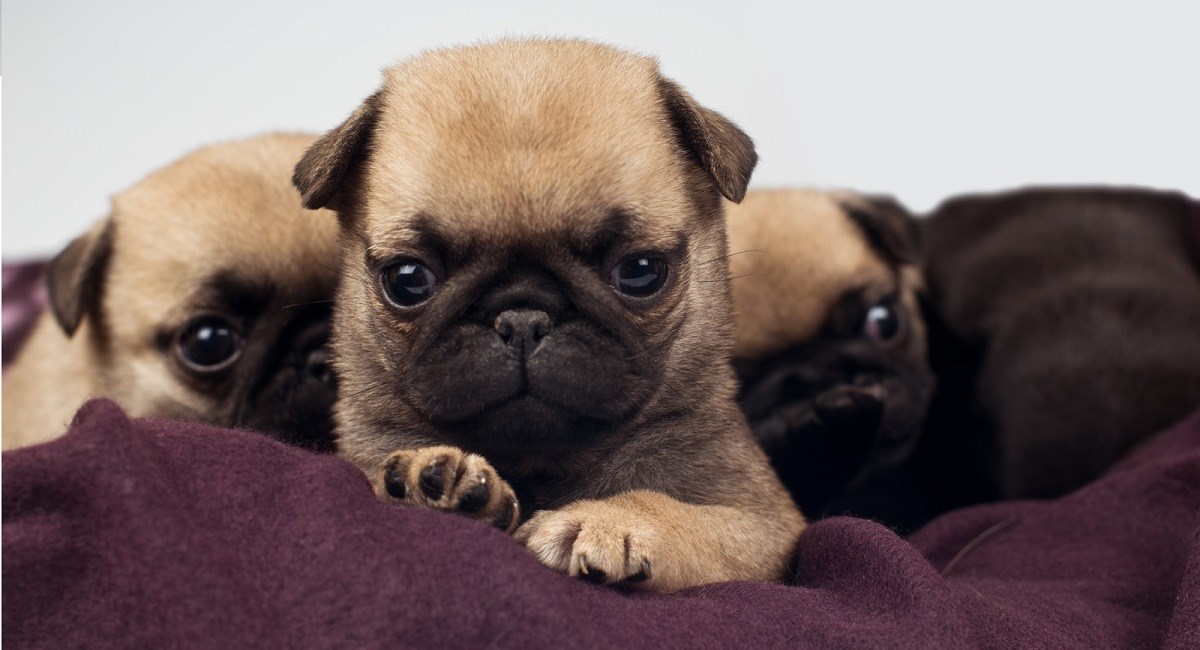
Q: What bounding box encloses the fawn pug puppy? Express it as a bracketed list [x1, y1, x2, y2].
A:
[3, 134, 340, 452]
[293, 39, 804, 592]
[728, 189, 935, 522]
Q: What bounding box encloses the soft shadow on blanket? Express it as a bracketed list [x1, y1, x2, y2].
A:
[3, 399, 1199, 648]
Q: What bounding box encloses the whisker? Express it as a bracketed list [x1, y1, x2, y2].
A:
[318, 262, 357, 283]
[662, 381, 686, 402]
[280, 299, 335, 311]
[340, 379, 391, 401]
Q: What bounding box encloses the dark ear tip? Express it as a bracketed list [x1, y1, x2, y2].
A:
[45, 248, 80, 335]
[48, 304, 83, 337]
[843, 196, 920, 266]
[299, 189, 329, 211]
[292, 161, 328, 210]
[44, 221, 113, 337]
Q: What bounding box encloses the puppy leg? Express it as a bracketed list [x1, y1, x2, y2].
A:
[372, 446, 519, 533]
[515, 490, 801, 592]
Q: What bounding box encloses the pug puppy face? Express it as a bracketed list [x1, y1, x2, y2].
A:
[728, 189, 934, 514]
[299, 40, 751, 470]
[3, 134, 340, 452]
[294, 39, 803, 592]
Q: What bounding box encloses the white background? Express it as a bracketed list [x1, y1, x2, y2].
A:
[2, 0, 1198, 259]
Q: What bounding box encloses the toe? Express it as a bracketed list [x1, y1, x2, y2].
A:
[418, 455, 451, 502]
[382, 461, 407, 500]
[456, 478, 490, 513]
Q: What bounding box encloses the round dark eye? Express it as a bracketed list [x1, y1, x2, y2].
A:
[863, 303, 901, 342]
[382, 261, 438, 307]
[608, 257, 668, 298]
[177, 317, 242, 371]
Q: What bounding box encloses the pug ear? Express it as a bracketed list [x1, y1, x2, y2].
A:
[293, 91, 382, 211]
[658, 78, 757, 203]
[46, 218, 114, 336]
[843, 196, 921, 266]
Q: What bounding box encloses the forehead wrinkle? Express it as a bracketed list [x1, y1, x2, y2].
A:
[367, 42, 692, 242]
[371, 125, 684, 219]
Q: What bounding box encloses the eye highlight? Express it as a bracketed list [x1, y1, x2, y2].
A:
[608, 256, 668, 298]
[863, 302, 901, 342]
[381, 261, 438, 307]
[177, 316, 243, 372]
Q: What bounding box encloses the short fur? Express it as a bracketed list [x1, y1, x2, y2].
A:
[922, 186, 1200, 499]
[728, 189, 935, 525]
[3, 134, 341, 451]
[294, 39, 803, 592]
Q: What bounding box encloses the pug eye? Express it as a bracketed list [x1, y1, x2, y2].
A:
[177, 317, 243, 371]
[608, 256, 668, 298]
[863, 303, 901, 342]
[381, 261, 438, 307]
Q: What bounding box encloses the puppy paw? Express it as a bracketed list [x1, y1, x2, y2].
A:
[514, 501, 656, 588]
[811, 383, 886, 431]
[373, 445, 519, 533]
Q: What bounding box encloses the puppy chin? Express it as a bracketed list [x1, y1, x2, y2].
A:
[433, 397, 610, 458]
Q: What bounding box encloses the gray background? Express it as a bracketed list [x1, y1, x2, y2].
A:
[3, 0, 1198, 259]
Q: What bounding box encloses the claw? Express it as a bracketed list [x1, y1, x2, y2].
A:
[578, 557, 607, 584]
[625, 558, 651, 584]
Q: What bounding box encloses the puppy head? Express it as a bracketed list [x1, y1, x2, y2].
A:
[728, 189, 933, 481]
[294, 39, 756, 466]
[47, 133, 341, 450]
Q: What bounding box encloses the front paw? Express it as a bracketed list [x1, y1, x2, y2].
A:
[514, 500, 654, 588]
[373, 445, 519, 533]
[811, 382, 886, 432]
[754, 383, 885, 450]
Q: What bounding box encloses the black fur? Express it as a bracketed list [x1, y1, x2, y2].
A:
[921, 186, 1200, 499]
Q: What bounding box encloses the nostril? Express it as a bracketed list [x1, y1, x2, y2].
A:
[495, 319, 515, 343]
[531, 319, 550, 343]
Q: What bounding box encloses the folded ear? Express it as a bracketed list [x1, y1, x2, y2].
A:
[658, 78, 758, 203]
[843, 196, 921, 266]
[293, 91, 382, 211]
[46, 218, 114, 336]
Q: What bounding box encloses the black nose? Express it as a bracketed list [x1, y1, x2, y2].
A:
[494, 309, 552, 355]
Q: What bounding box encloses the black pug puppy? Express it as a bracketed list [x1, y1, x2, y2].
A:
[921, 186, 1200, 501]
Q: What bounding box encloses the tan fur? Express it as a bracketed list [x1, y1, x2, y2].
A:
[363, 41, 696, 269]
[3, 133, 339, 450]
[371, 445, 520, 533]
[515, 489, 798, 591]
[727, 189, 895, 359]
[295, 39, 804, 592]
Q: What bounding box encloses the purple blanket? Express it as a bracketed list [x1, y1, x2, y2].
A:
[2, 261, 47, 368]
[4, 400, 1198, 648]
